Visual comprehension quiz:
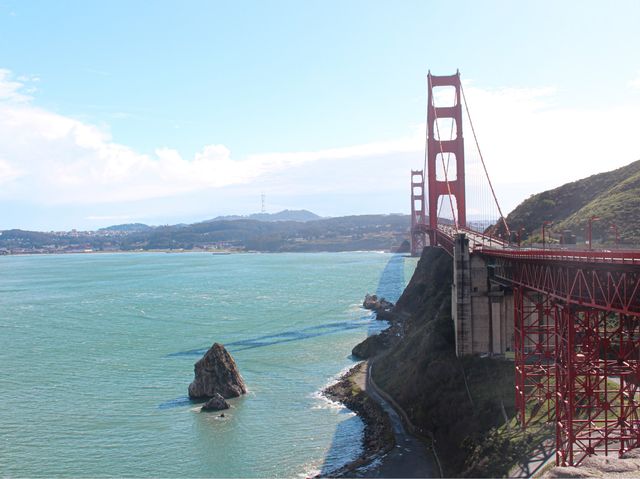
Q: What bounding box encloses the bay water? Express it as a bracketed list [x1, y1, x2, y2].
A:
[0, 252, 416, 477]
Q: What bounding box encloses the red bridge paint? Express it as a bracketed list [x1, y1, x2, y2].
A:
[412, 71, 640, 467]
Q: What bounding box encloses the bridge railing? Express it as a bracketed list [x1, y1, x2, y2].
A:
[477, 245, 640, 265]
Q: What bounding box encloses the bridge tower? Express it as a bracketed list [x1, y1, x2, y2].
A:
[410, 170, 427, 256]
[427, 71, 466, 242]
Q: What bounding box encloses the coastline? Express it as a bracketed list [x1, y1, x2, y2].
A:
[321, 361, 395, 477]
[0, 248, 398, 257]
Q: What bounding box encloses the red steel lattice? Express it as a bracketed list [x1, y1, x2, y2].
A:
[414, 70, 640, 467]
[514, 288, 555, 427]
[555, 307, 640, 466]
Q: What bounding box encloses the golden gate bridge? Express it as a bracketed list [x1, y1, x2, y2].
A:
[410, 71, 640, 467]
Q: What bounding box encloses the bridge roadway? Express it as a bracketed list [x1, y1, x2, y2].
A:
[438, 223, 640, 266]
[428, 223, 640, 467]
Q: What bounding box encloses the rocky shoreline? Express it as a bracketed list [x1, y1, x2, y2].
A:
[321, 362, 395, 477]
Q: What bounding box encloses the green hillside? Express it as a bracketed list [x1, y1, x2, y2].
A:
[499, 159, 640, 245]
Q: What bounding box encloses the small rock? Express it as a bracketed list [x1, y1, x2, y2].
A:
[201, 393, 230, 411]
[362, 294, 395, 313]
[363, 294, 379, 310]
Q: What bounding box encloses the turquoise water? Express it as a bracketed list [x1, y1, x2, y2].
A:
[0, 252, 416, 477]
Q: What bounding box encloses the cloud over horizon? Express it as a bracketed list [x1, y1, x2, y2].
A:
[0, 68, 639, 229]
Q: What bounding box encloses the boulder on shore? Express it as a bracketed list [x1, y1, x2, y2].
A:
[363, 294, 394, 313]
[352, 334, 387, 359]
[188, 343, 247, 400]
[201, 393, 230, 412]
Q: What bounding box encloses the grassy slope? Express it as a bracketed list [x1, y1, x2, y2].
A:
[497, 159, 640, 244]
[372, 247, 543, 477]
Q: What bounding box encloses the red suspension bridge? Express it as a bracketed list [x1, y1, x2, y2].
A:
[410, 71, 640, 467]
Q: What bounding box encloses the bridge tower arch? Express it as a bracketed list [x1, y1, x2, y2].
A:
[427, 71, 466, 241]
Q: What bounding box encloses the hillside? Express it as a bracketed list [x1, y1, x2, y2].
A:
[99, 223, 154, 232]
[211, 209, 321, 222]
[496, 159, 640, 245]
[0, 214, 410, 254]
[363, 248, 549, 477]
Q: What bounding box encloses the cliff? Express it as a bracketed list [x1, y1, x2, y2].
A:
[368, 247, 535, 477]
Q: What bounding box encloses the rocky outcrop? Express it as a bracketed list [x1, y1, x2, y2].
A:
[188, 343, 247, 400]
[352, 334, 387, 359]
[323, 363, 395, 476]
[201, 393, 230, 411]
[363, 294, 394, 313]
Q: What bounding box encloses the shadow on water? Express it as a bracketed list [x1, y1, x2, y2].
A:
[375, 254, 405, 303]
[157, 396, 193, 410]
[365, 253, 405, 338]
[166, 320, 369, 358]
[161, 252, 411, 475]
[167, 254, 406, 360]
[318, 411, 366, 476]
[320, 254, 409, 476]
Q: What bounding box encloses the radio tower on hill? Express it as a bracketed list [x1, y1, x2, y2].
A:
[261, 192, 266, 214]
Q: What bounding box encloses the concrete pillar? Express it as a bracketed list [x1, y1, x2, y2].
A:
[453, 233, 473, 357]
[452, 233, 516, 356]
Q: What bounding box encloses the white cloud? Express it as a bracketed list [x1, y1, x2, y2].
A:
[0, 70, 423, 205]
[458, 82, 640, 213]
[0, 69, 33, 103]
[630, 72, 640, 90]
[0, 67, 639, 223]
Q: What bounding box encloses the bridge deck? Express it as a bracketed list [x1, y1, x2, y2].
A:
[436, 224, 640, 266]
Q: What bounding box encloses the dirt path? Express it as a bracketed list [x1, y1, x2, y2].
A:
[349, 362, 438, 478]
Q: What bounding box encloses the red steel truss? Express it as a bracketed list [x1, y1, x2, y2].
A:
[492, 254, 640, 466]
[413, 70, 640, 467]
[514, 288, 555, 426]
[488, 254, 640, 316]
[555, 306, 640, 465]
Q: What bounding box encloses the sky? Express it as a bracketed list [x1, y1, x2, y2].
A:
[1, 0, 640, 231]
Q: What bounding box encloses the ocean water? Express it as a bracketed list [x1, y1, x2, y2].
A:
[0, 251, 417, 477]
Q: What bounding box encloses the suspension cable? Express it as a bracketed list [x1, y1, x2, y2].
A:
[428, 74, 459, 231]
[460, 82, 511, 237]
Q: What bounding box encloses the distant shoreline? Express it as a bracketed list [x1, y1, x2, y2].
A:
[1, 249, 400, 257]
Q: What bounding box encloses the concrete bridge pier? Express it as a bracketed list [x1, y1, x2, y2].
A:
[452, 233, 514, 357]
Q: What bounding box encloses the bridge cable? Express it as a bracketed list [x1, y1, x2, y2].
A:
[428, 74, 459, 232]
[460, 82, 511, 238]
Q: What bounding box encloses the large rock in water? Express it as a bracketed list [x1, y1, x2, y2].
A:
[188, 343, 247, 399]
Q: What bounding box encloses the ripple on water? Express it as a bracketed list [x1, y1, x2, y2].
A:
[0, 251, 411, 477]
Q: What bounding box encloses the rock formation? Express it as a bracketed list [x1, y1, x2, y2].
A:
[201, 393, 230, 411]
[188, 343, 247, 400]
[362, 294, 394, 313]
[352, 334, 387, 359]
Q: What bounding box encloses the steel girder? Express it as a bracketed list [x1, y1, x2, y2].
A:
[555, 307, 640, 466]
[492, 258, 640, 315]
[515, 288, 555, 427]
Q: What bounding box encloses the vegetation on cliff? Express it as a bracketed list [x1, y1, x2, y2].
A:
[370, 247, 544, 477]
[494, 159, 640, 244]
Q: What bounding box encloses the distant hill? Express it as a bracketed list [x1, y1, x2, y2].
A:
[0, 214, 410, 254]
[495, 159, 640, 244]
[100, 223, 154, 232]
[211, 209, 322, 223]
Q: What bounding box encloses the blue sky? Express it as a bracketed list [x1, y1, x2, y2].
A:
[1, 0, 639, 230]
